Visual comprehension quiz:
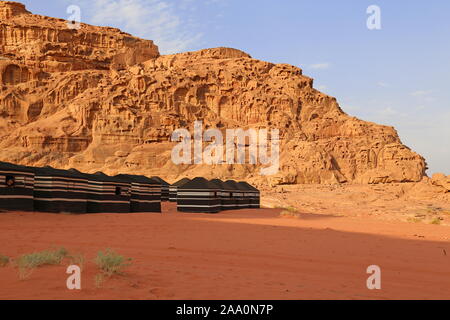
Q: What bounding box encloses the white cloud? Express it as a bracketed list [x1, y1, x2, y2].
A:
[204, 0, 229, 5]
[336, 98, 449, 175]
[378, 107, 399, 116]
[411, 90, 432, 97]
[75, 0, 203, 54]
[377, 82, 389, 88]
[309, 62, 331, 70]
[341, 104, 361, 112]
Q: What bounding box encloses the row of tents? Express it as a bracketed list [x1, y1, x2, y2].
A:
[0, 161, 260, 214]
[0, 162, 161, 213]
[170, 177, 260, 213]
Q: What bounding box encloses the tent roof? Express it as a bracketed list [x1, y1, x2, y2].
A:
[179, 177, 220, 190]
[209, 178, 224, 186]
[224, 180, 248, 191]
[91, 171, 130, 183]
[66, 171, 128, 183]
[32, 166, 87, 178]
[0, 161, 34, 173]
[115, 174, 157, 184]
[68, 168, 83, 174]
[171, 177, 191, 187]
[150, 176, 170, 186]
[66, 168, 95, 180]
[210, 179, 237, 191]
[237, 181, 259, 191]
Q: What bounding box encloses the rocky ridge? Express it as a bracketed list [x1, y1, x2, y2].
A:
[0, 1, 432, 187]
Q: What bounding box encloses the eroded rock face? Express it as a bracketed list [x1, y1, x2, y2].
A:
[431, 174, 450, 193]
[0, 2, 427, 185]
[0, 1, 159, 73]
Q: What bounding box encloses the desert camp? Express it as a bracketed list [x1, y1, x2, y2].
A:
[0, 161, 34, 212]
[115, 174, 161, 213]
[151, 176, 170, 202]
[169, 178, 191, 202]
[209, 179, 234, 211]
[32, 166, 89, 213]
[224, 180, 249, 209]
[0, 161, 260, 215]
[238, 181, 261, 208]
[176, 177, 222, 213]
[84, 172, 132, 214]
[2, 1, 450, 303]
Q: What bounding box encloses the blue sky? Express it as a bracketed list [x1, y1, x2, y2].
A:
[20, 0, 450, 175]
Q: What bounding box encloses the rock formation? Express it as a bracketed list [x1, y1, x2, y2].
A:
[0, 1, 428, 185]
[430, 173, 450, 193]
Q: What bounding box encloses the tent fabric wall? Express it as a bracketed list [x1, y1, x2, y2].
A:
[0, 161, 34, 212]
[238, 181, 260, 208]
[0, 160, 260, 214]
[169, 178, 191, 202]
[151, 176, 169, 202]
[32, 166, 88, 213]
[224, 180, 250, 209]
[85, 172, 131, 213]
[210, 179, 236, 211]
[220, 180, 240, 210]
[237, 182, 256, 209]
[115, 174, 161, 213]
[177, 177, 221, 213]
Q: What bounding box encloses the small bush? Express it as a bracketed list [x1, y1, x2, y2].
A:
[279, 210, 301, 219]
[94, 273, 105, 288]
[407, 217, 422, 223]
[17, 247, 68, 269]
[278, 205, 301, 218]
[68, 253, 85, 271]
[0, 255, 9, 267]
[430, 218, 441, 225]
[94, 249, 132, 276]
[16, 247, 68, 279]
[275, 205, 298, 212]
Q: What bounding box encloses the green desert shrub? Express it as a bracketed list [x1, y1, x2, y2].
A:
[278, 205, 301, 218]
[430, 218, 441, 225]
[275, 205, 297, 212]
[68, 253, 85, 271]
[17, 247, 68, 269]
[94, 249, 132, 276]
[94, 273, 105, 288]
[407, 217, 422, 223]
[16, 247, 68, 280]
[279, 210, 302, 219]
[0, 254, 10, 267]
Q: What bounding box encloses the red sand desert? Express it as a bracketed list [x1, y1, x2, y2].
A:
[0, 2, 449, 301]
[0, 202, 449, 300]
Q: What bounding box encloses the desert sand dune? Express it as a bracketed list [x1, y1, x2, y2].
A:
[0, 203, 449, 300]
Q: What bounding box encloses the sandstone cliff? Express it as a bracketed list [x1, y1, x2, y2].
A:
[0, 1, 427, 186]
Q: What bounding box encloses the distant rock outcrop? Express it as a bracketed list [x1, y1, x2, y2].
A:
[0, 2, 427, 185]
[431, 173, 450, 193]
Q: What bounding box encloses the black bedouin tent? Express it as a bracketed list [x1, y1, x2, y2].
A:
[115, 174, 161, 213]
[85, 172, 131, 213]
[177, 177, 221, 213]
[224, 180, 249, 209]
[169, 178, 191, 202]
[0, 161, 34, 212]
[238, 181, 260, 208]
[239, 181, 261, 208]
[210, 179, 236, 211]
[32, 166, 88, 213]
[151, 176, 170, 202]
